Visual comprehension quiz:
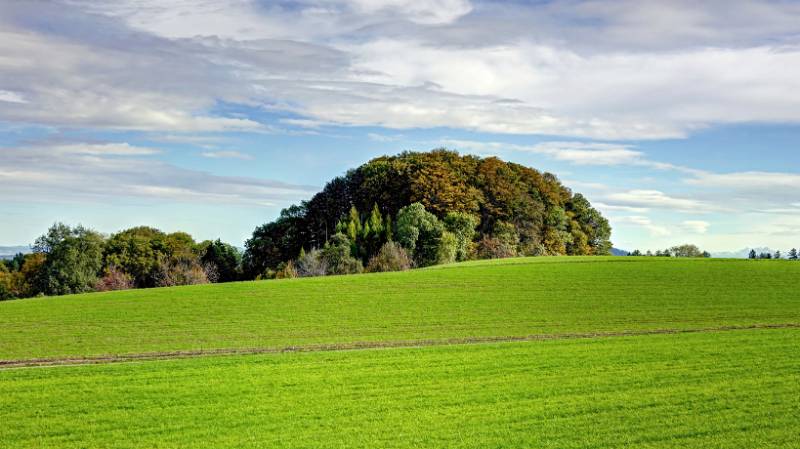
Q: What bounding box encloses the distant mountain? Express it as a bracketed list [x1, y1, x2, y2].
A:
[711, 247, 773, 259]
[0, 245, 31, 260]
[610, 247, 628, 256]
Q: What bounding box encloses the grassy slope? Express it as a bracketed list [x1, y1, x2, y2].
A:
[2, 329, 798, 448]
[2, 257, 800, 361]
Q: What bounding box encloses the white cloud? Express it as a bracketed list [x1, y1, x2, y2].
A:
[50, 143, 161, 156]
[200, 150, 254, 160]
[440, 139, 647, 164]
[592, 202, 648, 213]
[605, 190, 711, 213]
[614, 215, 671, 237]
[0, 143, 315, 206]
[339, 0, 472, 24]
[0, 90, 27, 104]
[1, 1, 799, 139]
[682, 220, 710, 234]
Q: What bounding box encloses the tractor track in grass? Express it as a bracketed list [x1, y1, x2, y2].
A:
[2, 322, 798, 369]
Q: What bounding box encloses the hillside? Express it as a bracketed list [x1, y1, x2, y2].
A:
[1, 257, 799, 448]
[1, 257, 799, 363]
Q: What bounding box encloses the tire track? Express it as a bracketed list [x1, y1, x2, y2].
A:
[2, 322, 798, 369]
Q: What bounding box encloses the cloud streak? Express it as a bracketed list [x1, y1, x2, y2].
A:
[0, 143, 316, 207]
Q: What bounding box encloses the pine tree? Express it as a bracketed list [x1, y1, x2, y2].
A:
[368, 203, 383, 236]
[789, 248, 798, 260]
[348, 206, 361, 234]
[748, 249, 757, 259]
[774, 250, 781, 259]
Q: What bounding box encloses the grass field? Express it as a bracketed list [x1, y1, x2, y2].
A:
[1, 257, 799, 362]
[1, 257, 799, 448]
[1, 329, 798, 448]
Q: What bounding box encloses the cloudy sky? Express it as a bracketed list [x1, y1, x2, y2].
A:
[1, 0, 800, 252]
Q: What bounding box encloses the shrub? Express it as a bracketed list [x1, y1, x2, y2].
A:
[154, 256, 208, 287]
[477, 236, 517, 259]
[94, 267, 134, 292]
[366, 242, 413, 273]
[295, 249, 327, 277]
[275, 261, 298, 279]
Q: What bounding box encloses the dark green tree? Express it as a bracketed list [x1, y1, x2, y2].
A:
[33, 223, 105, 295]
[201, 239, 242, 283]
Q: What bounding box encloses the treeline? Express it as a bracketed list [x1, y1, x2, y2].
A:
[748, 249, 800, 260]
[243, 150, 612, 278]
[0, 224, 242, 300]
[627, 244, 711, 258]
[1, 150, 614, 300]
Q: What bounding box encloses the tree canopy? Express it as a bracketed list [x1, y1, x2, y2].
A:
[244, 150, 612, 275]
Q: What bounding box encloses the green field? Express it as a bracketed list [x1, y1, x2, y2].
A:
[2, 329, 798, 448]
[2, 257, 799, 448]
[1, 257, 799, 361]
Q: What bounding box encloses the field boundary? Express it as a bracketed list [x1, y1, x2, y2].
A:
[2, 322, 798, 369]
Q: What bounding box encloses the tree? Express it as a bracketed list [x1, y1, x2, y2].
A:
[395, 203, 444, 267]
[443, 211, 478, 261]
[774, 250, 782, 260]
[33, 223, 105, 296]
[788, 248, 798, 260]
[105, 226, 170, 288]
[669, 244, 704, 258]
[201, 239, 242, 283]
[749, 249, 757, 259]
[321, 233, 363, 275]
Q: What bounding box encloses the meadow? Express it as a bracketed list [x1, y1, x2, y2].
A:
[1, 257, 799, 362]
[1, 256, 798, 448]
[1, 329, 797, 448]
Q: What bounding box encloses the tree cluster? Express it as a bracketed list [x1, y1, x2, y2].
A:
[243, 150, 612, 277]
[748, 248, 799, 260]
[627, 244, 711, 258]
[0, 224, 243, 301]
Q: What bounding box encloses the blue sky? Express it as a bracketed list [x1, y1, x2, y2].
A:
[1, 0, 800, 252]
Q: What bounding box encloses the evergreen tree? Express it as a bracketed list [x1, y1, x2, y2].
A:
[748, 249, 757, 259]
[788, 248, 798, 260]
[774, 250, 781, 259]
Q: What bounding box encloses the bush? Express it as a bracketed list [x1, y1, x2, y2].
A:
[154, 256, 208, 287]
[275, 261, 298, 279]
[94, 267, 134, 292]
[366, 242, 413, 273]
[295, 249, 327, 277]
[477, 236, 517, 259]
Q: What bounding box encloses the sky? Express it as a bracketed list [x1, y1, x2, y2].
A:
[1, 0, 800, 252]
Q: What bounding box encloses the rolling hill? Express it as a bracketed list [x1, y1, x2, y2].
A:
[1, 257, 799, 448]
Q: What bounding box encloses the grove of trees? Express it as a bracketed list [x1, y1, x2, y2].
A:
[243, 150, 612, 278]
[0, 224, 242, 301]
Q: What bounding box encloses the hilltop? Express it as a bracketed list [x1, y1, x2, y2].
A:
[244, 150, 612, 277]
